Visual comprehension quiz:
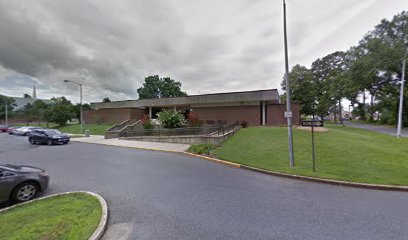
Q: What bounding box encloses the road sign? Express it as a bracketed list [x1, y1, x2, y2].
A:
[301, 120, 324, 172]
[284, 111, 292, 118]
[301, 120, 324, 127]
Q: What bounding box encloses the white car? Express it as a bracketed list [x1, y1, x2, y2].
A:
[11, 127, 42, 136]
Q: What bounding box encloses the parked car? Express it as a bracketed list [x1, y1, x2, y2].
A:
[7, 127, 16, 134]
[11, 126, 42, 136]
[0, 125, 9, 132]
[29, 129, 70, 145]
[0, 164, 49, 203]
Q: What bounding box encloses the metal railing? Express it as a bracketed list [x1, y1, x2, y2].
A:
[119, 121, 240, 138]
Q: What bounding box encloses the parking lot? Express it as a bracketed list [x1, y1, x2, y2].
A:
[1, 133, 408, 240]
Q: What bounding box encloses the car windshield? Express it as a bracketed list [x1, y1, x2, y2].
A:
[0, 164, 21, 171]
[45, 129, 62, 135]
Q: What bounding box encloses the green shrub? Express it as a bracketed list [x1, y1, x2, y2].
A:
[157, 109, 185, 128]
[188, 144, 217, 155]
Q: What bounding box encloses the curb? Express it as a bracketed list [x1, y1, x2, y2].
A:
[0, 191, 109, 240]
[183, 152, 241, 168]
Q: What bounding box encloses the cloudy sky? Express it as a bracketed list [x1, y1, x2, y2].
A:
[0, 0, 406, 103]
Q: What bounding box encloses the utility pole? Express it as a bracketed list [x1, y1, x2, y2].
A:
[5, 98, 8, 125]
[283, 0, 295, 167]
[397, 59, 406, 138]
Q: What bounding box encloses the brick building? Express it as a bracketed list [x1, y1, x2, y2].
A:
[84, 89, 300, 126]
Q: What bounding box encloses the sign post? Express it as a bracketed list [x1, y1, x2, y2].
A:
[301, 120, 323, 172]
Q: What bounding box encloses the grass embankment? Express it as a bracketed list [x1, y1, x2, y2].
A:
[0, 193, 102, 240]
[56, 124, 111, 135]
[212, 126, 408, 185]
[12, 123, 112, 135]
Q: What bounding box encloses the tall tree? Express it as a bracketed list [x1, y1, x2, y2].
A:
[348, 11, 407, 123]
[137, 75, 187, 99]
[102, 97, 111, 102]
[281, 65, 315, 116]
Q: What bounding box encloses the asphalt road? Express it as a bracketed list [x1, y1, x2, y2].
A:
[1, 134, 407, 240]
[346, 121, 408, 137]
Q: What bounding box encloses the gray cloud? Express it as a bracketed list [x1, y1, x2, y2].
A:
[0, 0, 406, 103]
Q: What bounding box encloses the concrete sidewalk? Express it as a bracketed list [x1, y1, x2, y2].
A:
[71, 135, 191, 152]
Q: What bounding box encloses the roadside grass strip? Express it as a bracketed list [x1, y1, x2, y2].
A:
[213, 126, 408, 186]
[0, 192, 103, 240]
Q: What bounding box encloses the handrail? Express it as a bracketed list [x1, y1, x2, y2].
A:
[119, 121, 241, 138]
[107, 119, 131, 132]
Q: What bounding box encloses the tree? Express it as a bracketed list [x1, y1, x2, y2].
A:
[281, 65, 315, 116]
[347, 11, 408, 124]
[102, 98, 111, 102]
[0, 95, 16, 121]
[311, 57, 336, 120]
[31, 100, 50, 124]
[73, 103, 91, 123]
[23, 93, 31, 98]
[43, 97, 75, 126]
[137, 75, 187, 99]
[18, 103, 34, 125]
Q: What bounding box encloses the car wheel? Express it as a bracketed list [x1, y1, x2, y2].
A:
[11, 182, 39, 203]
[47, 139, 53, 146]
[29, 138, 36, 145]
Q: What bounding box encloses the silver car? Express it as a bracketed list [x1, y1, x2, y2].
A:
[11, 127, 42, 136]
[0, 164, 49, 203]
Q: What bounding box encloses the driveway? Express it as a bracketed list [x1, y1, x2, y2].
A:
[346, 121, 408, 137]
[1, 134, 407, 240]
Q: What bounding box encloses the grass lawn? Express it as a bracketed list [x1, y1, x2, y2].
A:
[56, 124, 111, 135]
[0, 193, 102, 240]
[214, 126, 408, 185]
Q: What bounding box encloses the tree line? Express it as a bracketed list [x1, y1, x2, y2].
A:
[282, 11, 408, 126]
[0, 96, 91, 126]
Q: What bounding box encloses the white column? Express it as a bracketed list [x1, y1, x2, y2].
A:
[173, 106, 177, 112]
[149, 107, 152, 119]
[262, 101, 266, 126]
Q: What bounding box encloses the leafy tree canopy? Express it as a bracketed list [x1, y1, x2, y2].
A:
[0, 95, 16, 119]
[137, 75, 187, 99]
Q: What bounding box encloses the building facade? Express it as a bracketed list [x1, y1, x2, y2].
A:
[84, 89, 300, 126]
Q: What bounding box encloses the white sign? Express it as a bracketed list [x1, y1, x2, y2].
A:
[284, 112, 292, 118]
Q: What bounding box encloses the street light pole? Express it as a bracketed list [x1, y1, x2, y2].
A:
[64, 80, 84, 134]
[397, 59, 405, 138]
[283, 0, 295, 167]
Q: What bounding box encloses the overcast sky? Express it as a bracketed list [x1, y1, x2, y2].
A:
[0, 0, 406, 103]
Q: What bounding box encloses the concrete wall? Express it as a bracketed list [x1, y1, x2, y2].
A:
[83, 108, 145, 124]
[267, 104, 301, 126]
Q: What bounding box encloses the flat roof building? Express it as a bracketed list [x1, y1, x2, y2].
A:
[85, 89, 300, 126]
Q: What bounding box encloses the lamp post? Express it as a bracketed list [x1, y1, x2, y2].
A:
[283, 0, 295, 167]
[397, 59, 406, 138]
[63, 79, 83, 134]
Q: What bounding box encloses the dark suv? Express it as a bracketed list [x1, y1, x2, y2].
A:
[0, 164, 49, 203]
